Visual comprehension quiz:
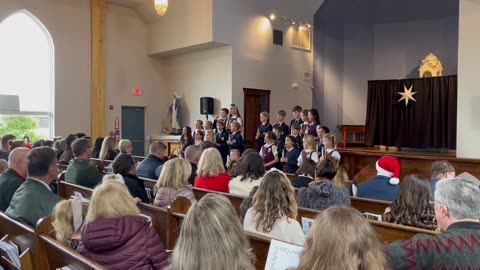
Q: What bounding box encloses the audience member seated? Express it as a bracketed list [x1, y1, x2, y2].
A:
[0, 159, 8, 174]
[239, 186, 258, 224]
[294, 206, 387, 270]
[194, 148, 230, 192]
[6, 147, 63, 227]
[80, 180, 168, 269]
[136, 141, 166, 179]
[99, 136, 118, 161]
[383, 175, 437, 230]
[0, 147, 30, 211]
[357, 156, 400, 201]
[118, 139, 133, 154]
[153, 158, 196, 208]
[429, 160, 455, 194]
[0, 134, 15, 161]
[53, 138, 65, 160]
[297, 157, 350, 210]
[291, 160, 316, 188]
[387, 178, 480, 269]
[333, 166, 357, 196]
[91, 137, 103, 159]
[59, 134, 76, 165]
[113, 153, 149, 203]
[229, 152, 265, 196]
[166, 193, 254, 270]
[65, 138, 103, 189]
[52, 199, 88, 251]
[185, 145, 201, 185]
[243, 170, 304, 246]
[8, 140, 26, 152]
[199, 140, 215, 151]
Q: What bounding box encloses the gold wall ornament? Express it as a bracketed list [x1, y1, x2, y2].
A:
[398, 85, 418, 106]
[419, 53, 443, 78]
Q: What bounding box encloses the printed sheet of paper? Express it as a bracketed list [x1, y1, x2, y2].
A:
[265, 239, 303, 270]
[301, 217, 314, 235]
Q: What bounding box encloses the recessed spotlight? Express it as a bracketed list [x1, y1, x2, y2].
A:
[269, 13, 276, 21]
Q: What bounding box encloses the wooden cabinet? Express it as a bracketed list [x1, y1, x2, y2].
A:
[338, 125, 366, 148]
[148, 135, 181, 156]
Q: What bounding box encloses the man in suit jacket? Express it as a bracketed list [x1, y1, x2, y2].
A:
[65, 138, 103, 189]
[6, 147, 63, 227]
[0, 147, 30, 211]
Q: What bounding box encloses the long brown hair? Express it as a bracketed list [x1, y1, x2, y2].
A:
[252, 170, 297, 232]
[384, 174, 437, 230]
[296, 206, 387, 270]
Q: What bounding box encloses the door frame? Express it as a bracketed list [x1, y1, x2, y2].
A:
[243, 88, 271, 149]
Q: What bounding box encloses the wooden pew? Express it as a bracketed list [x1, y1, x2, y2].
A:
[56, 180, 170, 246]
[245, 232, 274, 270]
[350, 196, 391, 215]
[370, 219, 438, 242]
[35, 216, 106, 270]
[57, 180, 93, 200]
[137, 203, 169, 246]
[0, 212, 44, 270]
[166, 197, 191, 249]
[192, 188, 245, 216]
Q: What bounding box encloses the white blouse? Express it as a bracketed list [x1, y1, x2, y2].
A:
[229, 176, 263, 196]
[243, 208, 305, 246]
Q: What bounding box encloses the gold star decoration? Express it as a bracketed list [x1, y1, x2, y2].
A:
[398, 85, 418, 106]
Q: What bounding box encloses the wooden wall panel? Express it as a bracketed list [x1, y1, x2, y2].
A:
[340, 148, 480, 184]
[91, 0, 106, 139]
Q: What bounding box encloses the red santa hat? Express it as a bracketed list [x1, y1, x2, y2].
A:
[375, 156, 400, 185]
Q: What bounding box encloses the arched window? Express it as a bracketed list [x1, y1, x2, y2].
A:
[0, 10, 54, 140]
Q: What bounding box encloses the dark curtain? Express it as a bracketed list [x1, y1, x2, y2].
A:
[365, 75, 457, 149]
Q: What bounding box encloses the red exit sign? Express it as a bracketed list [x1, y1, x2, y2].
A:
[132, 88, 142, 96]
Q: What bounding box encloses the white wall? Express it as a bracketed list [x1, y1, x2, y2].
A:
[0, 0, 91, 137]
[160, 46, 233, 128]
[213, 0, 313, 124]
[105, 4, 169, 140]
[457, 0, 480, 158]
[148, 0, 213, 55]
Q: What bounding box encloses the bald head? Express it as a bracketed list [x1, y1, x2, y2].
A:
[8, 147, 30, 177]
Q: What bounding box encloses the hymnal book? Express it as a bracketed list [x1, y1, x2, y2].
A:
[301, 217, 314, 235]
[363, 212, 383, 222]
[0, 239, 20, 268]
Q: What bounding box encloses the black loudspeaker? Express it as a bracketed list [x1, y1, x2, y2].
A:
[200, 97, 214, 115]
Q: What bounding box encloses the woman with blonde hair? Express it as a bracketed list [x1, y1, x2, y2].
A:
[153, 158, 197, 207]
[118, 139, 133, 154]
[294, 206, 387, 270]
[52, 199, 88, 251]
[333, 166, 357, 196]
[194, 148, 230, 192]
[320, 133, 341, 160]
[99, 136, 117, 161]
[80, 180, 168, 269]
[166, 193, 254, 270]
[243, 170, 304, 246]
[297, 135, 319, 167]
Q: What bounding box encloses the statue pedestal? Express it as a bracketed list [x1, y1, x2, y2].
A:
[147, 135, 181, 156]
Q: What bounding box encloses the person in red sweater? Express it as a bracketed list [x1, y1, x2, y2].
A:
[194, 148, 230, 192]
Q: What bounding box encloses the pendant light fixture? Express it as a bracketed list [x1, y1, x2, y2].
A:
[154, 0, 168, 16]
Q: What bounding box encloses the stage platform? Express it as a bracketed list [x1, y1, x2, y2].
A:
[338, 147, 480, 183]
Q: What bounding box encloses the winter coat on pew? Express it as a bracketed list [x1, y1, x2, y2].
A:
[80, 215, 168, 270]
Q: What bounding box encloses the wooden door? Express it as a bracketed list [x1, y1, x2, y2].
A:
[243, 88, 270, 150]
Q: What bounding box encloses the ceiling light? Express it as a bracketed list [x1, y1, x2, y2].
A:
[269, 13, 276, 21]
[154, 0, 168, 16]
